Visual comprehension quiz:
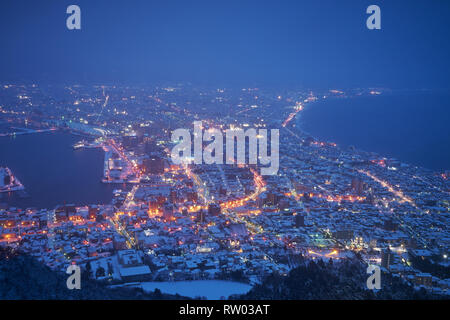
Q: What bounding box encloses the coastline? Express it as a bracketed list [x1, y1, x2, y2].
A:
[0, 131, 114, 209]
[291, 93, 450, 172]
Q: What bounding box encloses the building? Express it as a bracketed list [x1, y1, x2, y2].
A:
[351, 178, 366, 195]
[113, 235, 128, 250]
[122, 135, 138, 148]
[162, 202, 174, 220]
[384, 219, 399, 231]
[295, 214, 305, 228]
[381, 248, 395, 269]
[197, 209, 206, 223]
[333, 230, 354, 241]
[414, 273, 433, 288]
[54, 204, 77, 223]
[208, 203, 221, 216]
[117, 249, 152, 282]
[142, 157, 165, 175]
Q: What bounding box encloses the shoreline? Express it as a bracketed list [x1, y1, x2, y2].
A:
[0, 131, 113, 209]
[289, 93, 450, 173]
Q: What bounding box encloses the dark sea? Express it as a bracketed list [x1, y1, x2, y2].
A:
[0, 131, 115, 209]
[298, 92, 450, 171]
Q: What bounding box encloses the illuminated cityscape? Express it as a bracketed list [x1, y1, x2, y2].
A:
[0, 0, 449, 305]
[0, 84, 449, 299]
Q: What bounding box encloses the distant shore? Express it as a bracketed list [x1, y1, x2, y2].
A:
[296, 92, 450, 172]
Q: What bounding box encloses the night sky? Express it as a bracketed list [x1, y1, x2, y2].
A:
[0, 0, 449, 88]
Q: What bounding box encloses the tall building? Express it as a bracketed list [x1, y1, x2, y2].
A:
[162, 202, 174, 220]
[351, 177, 366, 195]
[197, 209, 206, 223]
[381, 248, 395, 269]
[88, 205, 100, 220]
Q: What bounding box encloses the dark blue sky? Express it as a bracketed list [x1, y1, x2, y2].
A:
[0, 0, 449, 88]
